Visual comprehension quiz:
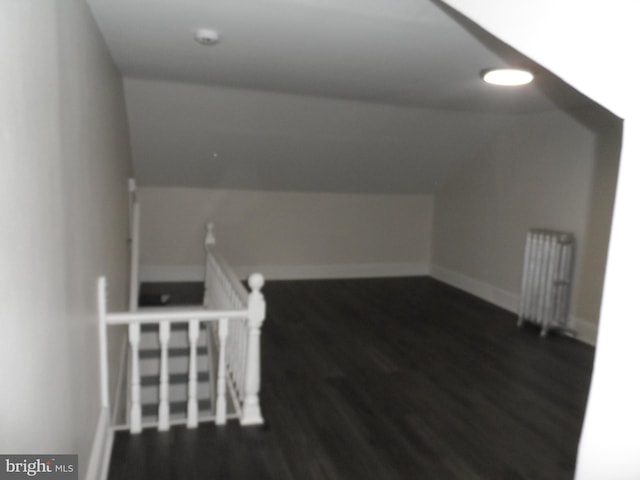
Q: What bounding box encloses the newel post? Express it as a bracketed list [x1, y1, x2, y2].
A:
[205, 222, 215, 247]
[241, 273, 266, 425]
[204, 222, 215, 307]
[98, 277, 110, 412]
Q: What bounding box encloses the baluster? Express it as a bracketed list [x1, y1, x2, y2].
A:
[216, 318, 229, 425]
[229, 320, 238, 387]
[241, 274, 266, 425]
[205, 222, 215, 246]
[129, 323, 142, 434]
[204, 257, 212, 308]
[158, 321, 171, 431]
[238, 319, 250, 398]
[236, 320, 244, 393]
[232, 319, 241, 396]
[98, 277, 110, 410]
[204, 223, 215, 307]
[187, 319, 200, 428]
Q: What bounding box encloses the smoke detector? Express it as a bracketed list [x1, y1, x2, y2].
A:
[194, 28, 220, 46]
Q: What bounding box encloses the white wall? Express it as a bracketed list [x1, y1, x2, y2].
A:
[440, 1, 640, 478]
[432, 106, 621, 344]
[138, 187, 433, 281]
[0, 1, 132, 478]
[124, 78, 512, 194]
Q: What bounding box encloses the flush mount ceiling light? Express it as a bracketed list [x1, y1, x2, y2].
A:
[482, 68, 534, 86]
[194, 28, 220, 46]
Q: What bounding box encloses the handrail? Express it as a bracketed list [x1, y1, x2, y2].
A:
[98, 220, 266, 434]
[105, 307, 247, 325]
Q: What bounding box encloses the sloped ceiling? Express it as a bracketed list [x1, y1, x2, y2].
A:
[88, 0, 590, 193]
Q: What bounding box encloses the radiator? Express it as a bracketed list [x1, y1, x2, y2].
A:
[517, 229, 574, 336]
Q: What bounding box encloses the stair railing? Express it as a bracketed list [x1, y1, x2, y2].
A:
[97, 223, 266, 434]
[203, 223, 266, 425]
[128, 178, 140, 313]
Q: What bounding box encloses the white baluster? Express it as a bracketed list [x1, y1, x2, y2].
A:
[129, 322, 142, 434]
[241, 274, 266, 425]
[187, 319, 200, 428]
[98, 277, 110, 411]
[216, 318, 229, 425]
[129, 202, 141, 312]
[228, 320, 238, 387]
[158, 321, 170, 431]
[204, 223, 214, 306]
[205, 257, 213, 308]
[205, 222, 215, 246]
[236, 319, 247, 399]
[241, 319, 249, 398]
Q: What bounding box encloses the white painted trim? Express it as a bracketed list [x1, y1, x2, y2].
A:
[141, 262, 430, 282]
[431, 264, 597, 346]
[430, 265, 519, 312]
[235, 262, 430, 280]
[85, 407, 113, 480]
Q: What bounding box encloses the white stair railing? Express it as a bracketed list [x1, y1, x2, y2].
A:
[128, 185, 140, 313]
[128, 322, 142, 433]
[203, 223, 266, 425]
[187, 319, 201, 428]
[97, 222, 266, 433]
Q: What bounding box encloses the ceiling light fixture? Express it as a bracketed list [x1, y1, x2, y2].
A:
[482, 68, 534, 86]
[194, 28, 220, 46]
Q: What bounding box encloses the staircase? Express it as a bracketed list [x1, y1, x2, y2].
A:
[137, 320, 215, 425]
[99, 221, 266, 434]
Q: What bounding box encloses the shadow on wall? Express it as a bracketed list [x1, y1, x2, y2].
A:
[568, 105, 623, 333]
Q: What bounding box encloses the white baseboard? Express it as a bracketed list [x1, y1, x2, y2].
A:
[430, 265, 519, 313]
[235, 262, 430, 281]
[141, 262, 597, 346]
[85, 407, 113, 480]
[141, 262, 430, 282]
[430, 265, 597, 346]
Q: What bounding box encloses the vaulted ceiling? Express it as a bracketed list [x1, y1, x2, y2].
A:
[88, 0, 591, 193]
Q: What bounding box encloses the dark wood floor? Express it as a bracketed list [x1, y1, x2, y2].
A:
[109, 277, 594, 480]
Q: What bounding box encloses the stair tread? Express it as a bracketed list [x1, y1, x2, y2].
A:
[139, 346, 207, 359]
[140, 372, 209, 386]
[141, 398, 211, 416]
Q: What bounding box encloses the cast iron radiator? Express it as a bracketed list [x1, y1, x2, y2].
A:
[517, 229, 574, 336]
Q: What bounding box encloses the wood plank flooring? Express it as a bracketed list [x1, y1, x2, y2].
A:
[108, 277, 594, 480]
